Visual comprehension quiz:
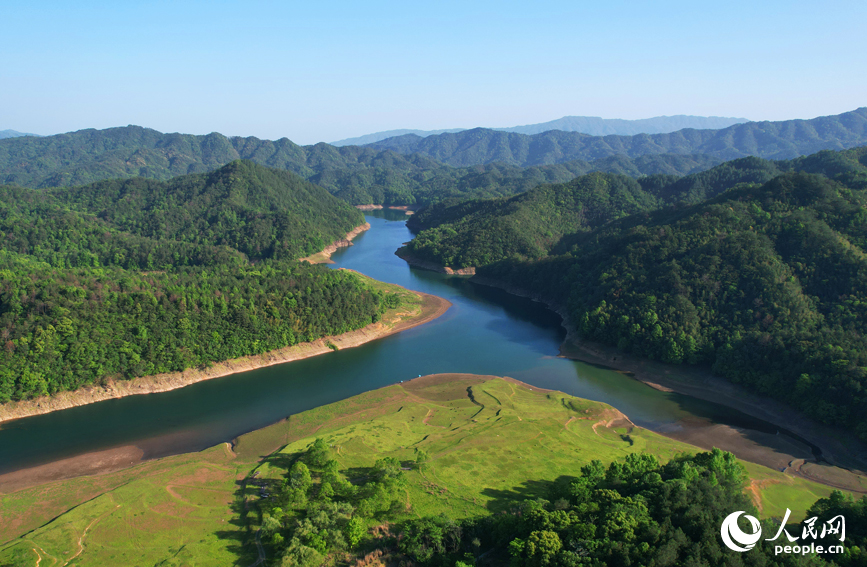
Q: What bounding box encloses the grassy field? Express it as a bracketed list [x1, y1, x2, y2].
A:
[0, 374, 847, 566]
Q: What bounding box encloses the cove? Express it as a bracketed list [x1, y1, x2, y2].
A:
[0, 210, 818, 475]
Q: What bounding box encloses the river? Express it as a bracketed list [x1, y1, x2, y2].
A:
[0, 210, 816, 475]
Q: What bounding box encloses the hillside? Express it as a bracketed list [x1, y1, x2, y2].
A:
[406, 146, 867, 269]
[369, 107, 867, 167]
[0, 374, 846, 566]
[0, 125, 723, 205]
[404, 156, 867, 443]
[0, 161, 393, 404]
[405, 172, 658, 268]
[50, 159, 364, 261]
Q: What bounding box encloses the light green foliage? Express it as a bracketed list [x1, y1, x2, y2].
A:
[0, 377, 848, 566]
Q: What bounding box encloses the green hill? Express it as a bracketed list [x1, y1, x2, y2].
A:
[370, 108, 867, 167]
[0, 124, 725, 207]
[404, 148, 867, 441]
[0, 162, 395, 403]
[406, 146, 867, 269]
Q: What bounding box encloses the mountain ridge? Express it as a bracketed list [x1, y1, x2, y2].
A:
[367, 108, 867, 167]
[330, 114, 748, 145]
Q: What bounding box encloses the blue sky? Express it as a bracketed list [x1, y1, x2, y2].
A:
[2, 0, 865, 144]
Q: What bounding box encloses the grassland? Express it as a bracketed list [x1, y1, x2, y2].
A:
[0, 374, 846, 566]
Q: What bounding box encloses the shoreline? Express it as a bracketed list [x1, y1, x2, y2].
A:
[395, 246, 477, 275]
[0, 280, 451, 426]
[355, 205, 415, 215]
[399, 260, 867, 490]
[300, 221, 370, 264]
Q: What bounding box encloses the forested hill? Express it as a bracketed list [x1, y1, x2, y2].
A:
[405, 146, 867, 269]
[403, 147, 867, 441]
[50, 159, 364, 261]
[0, 161, 389, 403]
[369, 107, 867, 167]
[0, 124, 722, 205]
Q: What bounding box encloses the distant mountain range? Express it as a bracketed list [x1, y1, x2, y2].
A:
[1, 108, 865, 205]
[331, 128, 466, 146]
[366, 108, 867, 167]
[0, 129, 40, 139]
[0, 124, 725, 205]
[330, 115, 749, 146]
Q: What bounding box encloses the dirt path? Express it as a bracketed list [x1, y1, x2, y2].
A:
[62, 503, 120, 566]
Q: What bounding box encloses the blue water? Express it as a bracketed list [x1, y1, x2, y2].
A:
[0, 212, 791, 473]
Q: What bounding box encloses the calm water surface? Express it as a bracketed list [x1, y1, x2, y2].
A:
[0, 211, 797, 473]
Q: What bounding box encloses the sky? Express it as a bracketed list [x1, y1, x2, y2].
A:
[2, 0, 865, 144]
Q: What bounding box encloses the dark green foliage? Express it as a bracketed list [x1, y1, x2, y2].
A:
[405, 173, 659, 268]
[407, 147, 867, 270]
[406, 147, 867, 441]
[262, 440, 409, 563]
[482, 173, 867, 440]
[0, 125, 728, 206]
[50, 159, 364, 261]
[0, 254, 383, 403]
[399, 450, 833, 566]
[369, 108, 867, 167]
[0, 162, 390, 403]
[807, 491, 867, 566]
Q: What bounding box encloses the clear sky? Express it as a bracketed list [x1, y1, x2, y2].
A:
[3, 0, 865, 144]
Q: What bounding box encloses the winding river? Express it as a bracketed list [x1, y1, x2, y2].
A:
[0, 211, 817, 475]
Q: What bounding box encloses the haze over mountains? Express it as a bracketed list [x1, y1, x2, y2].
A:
[0, 129, 39, 139]
[330, 114, 748, 146]
[368, 108, 867, 167]
[1, 108, 865, 207]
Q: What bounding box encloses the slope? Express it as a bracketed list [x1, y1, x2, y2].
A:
[369, 108, 867, 167]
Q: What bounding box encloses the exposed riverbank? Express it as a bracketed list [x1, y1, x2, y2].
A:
[0, 282, 451, 425]
[355, 205, 415, 214]
[299, 222, 371, 264]
[401, 262, 867, 492]
[395, 246, 477, 275]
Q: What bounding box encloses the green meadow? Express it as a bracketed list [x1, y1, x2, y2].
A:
[0, 374, 843, 566]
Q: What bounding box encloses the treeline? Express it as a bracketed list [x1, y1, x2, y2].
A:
[263, 445, 863, 566]
[0, 161, 391, 403]
[404, 147, 867, 441]
[0, 124, 728, 206]
[406, 147, 867, 269]
[368, 107, 867, 167]
[258, 439, 418, 565]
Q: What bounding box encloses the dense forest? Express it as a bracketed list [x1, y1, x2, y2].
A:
[369, 108, 867, 167]
[406, 147, 867, 269]
[263, 443, 860, 566]
[0, 161, 394, 403]
[0, 125, 729, 206]
[404, 147, 867, 441]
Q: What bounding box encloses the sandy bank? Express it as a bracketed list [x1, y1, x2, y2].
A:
[300, 222, 370, 264]
[0, 446, 145, 494]
[355, 205, 415, 214]
[0, 287, 451, 425]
